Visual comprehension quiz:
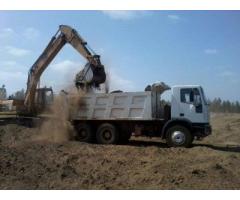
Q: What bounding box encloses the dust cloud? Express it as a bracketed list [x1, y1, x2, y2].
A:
[34, 85, 86, 143]
[35, 68, 110, 143]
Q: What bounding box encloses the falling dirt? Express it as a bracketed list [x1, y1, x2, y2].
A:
[0, 113, 240, 189]
[34, 86, 85, 143]
[35, 97, 70, 142]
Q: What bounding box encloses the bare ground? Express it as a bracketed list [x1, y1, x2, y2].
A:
[0, 113, 240, 189]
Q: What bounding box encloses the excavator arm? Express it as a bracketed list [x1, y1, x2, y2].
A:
[24, 25, 106, 113]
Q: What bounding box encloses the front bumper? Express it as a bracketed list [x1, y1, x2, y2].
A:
[204, 124, 212, 136]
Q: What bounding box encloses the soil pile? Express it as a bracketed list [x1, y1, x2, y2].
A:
[0, 113, 240, 189]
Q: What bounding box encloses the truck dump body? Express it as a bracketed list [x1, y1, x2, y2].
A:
[68, 83, 211, 147]
[70, 91, 160, 121]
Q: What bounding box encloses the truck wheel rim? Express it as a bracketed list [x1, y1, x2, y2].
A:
[79, 129, 87, 139]
[103, 130, 112, 140]
[171, 131, 185, 145]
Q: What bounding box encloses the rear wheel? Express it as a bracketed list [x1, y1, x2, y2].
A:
[75, 124, 94, 143]
[166, 125, 193, 147]
[96, 123, 119, 144]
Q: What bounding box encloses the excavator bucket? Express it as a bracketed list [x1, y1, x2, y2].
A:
[75, 62, 106, 89]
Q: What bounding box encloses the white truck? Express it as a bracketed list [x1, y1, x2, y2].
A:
[68, 83, 212, 147]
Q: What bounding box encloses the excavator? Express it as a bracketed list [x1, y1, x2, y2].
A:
[0, 25, 106, 121]
[24, 25, 106, 114]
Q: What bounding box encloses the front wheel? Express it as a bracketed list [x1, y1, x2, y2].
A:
[166, 125, 193, 147]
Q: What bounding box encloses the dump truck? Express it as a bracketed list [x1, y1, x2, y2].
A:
[67, 83, 211, 147]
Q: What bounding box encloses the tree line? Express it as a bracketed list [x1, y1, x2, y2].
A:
[3, 85, 240, 113]
[8, 89, 25, 100]
[209, 98, 240, 113]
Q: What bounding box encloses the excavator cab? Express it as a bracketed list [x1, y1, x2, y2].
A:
[35, 87, 54, 113]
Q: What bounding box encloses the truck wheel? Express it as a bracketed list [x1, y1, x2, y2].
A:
[96, 123, 119, 144]
[75, 124, 94, 143]
[166, 125, 193, 148]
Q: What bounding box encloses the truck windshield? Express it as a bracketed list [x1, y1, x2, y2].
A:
[200, 87, 208, 105]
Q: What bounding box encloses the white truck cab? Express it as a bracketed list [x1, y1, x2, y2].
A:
[171, 85, 210, 123]
[161, 85, 212, 146]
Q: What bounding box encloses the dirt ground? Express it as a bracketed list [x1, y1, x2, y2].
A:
[0, 113, 240, 189]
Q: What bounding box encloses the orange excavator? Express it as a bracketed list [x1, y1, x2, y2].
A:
[0, 25, 106, 121]
[24, 25, 106, 114]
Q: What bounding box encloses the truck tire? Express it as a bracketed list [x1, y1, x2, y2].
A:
[96, 123, 119, 144]
[75, 124, 94, 143]
[166, 125, 193, 148]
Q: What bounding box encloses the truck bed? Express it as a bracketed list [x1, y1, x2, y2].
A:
[69, 91, 162, 121]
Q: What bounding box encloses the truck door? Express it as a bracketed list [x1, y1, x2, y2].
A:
[179, 88, 205, 123]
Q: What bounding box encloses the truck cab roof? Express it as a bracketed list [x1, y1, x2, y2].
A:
[172, 85, 201, 89]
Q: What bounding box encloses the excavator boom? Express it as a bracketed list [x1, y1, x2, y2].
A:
[24, 25, 106, 113]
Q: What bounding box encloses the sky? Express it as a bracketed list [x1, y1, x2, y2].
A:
[0, 10, 239, 101]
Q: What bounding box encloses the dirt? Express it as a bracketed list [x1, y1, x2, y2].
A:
[0, 113, 240, 189]
[36, 87, 84, 143]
